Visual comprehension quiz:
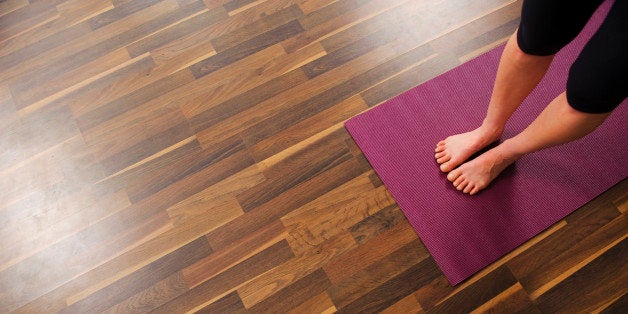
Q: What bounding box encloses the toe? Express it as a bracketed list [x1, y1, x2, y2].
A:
[453, 176, 465, 186]
[463, 183, 474, 194]
[456, 180, 468, 191]
[469, 186, 480, 195]
[441, 159, 458, 172]
[436, 155, 450, 164]
[435, 145, 445, 153]
[435, 151, 446, 159]
[447, 170, 460, 181]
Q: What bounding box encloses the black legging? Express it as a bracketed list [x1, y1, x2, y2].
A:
[516, 0, 627, 113]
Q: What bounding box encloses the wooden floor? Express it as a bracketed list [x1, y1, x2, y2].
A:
[0, 0, 626, 312]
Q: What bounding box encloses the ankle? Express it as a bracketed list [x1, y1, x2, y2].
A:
[478, 121, 504, 139]
[498, 138, 525, 160]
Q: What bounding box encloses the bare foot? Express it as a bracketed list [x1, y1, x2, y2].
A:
[435, 126, 502, 172]
[445, 144, 519, 195]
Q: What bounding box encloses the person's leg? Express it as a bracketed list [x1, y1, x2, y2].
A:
[435, 0, 604, 173]
[435, 33, 553, 172]
[447, 0, 627, 195]
[566, 0, 627, 114]
[447, 92, 610, 195]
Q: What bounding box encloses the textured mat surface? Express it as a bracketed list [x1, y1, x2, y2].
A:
[345, 0, 626, 285]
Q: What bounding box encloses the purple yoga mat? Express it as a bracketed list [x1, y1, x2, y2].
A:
[345, 0, 626, 285]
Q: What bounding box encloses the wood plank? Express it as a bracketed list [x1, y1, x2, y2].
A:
[83, 106, 189, 173]
[427, 266, 518, 313]
[153, 240, 295, 313]
[360, 51, 454, 107]
[282, 0, 403, 53]
[19, 47, 132, 115]
[165, 187, 246, 229]
[223, 0, 260, 14]
[0, 85, 16, 132]
[281, 173, 389, 256]
[187, 68, 309, 134]
[10, 0, 205, 108]
[216, 158, 363, 244]
[0, 0, 59, 43]
[190, 19, 304, 78]
[126, 6, 228, 58]
[244, 41, 430, 143]
[251, 94, 367, 161]
[608, 178, 628, 214]
[0, 21, 92, 73]
[99, 136, 197, 189]
[0, 0, 171, 85]
[99, 120, 193, 177]
[247, 269, 331, 312]
[211, 4, 303, 53]
[323, 221, 422, 285]
[428, 0, 521, 54]
[470, 283, 539, 314]
[454, 19, 518, 62]
[413, 275, 458, 311]
[62, 237, 212, 313]
[298, 0, 337, 15]
[526, 214, 625, 299]
[0, 137, 77, 207]
[76, 68, 195, 133]
[236, 127, 351, 212]
[336, 255, 441, 313]
[88, 0, 163, 30]
[195, 291, 246, 313]
[417, 218, 567, 310]
[203, 0, 232, 9]
[56, 0, 114, 26]
[149, 37, 217, 76]
[315, 0, 420, 53]
[184, 219, 285, 288]
[8, 150, 255, 309]
[32, 168, 255, 313]
[196, 46, 367, 149]
[130, 151, 259, 225]
[327, 239, 430, 309]
[348, 203, 406, 244]
[286, 291, 337, 314]
[237, 42, 433, 148]
[125, 142, 256, 205]
[599, 294, 627, 314]
[176, 42, 304, 120]
[1, 104, 81, 175]
[158, 0, 298, 68]
[102, 272, 190, 314]
[534, 239, 627, 313]
[204, 31, 404, 153]
[507, 197, 621, 293]
[205, 151, 367, 253]
[381, 294, 423, 314]
[368, 169, 384, 187]
[65, 53, 155, 119]
[0, 0, 28, 18]
[298, 0, 370, 30]
[0, 187, 129, 272]
[237, 231, 357, 308]
[0, 208, 171, 312]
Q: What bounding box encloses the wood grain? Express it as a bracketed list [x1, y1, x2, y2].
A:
[1, 0, 625, 312]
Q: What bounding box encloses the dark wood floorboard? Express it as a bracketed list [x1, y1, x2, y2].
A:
[1, 0, 625, 312]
